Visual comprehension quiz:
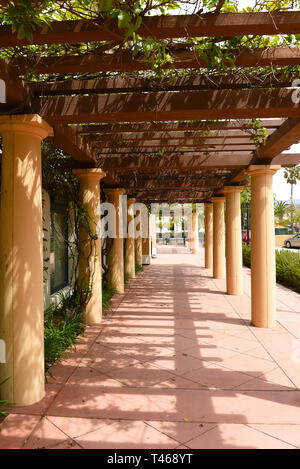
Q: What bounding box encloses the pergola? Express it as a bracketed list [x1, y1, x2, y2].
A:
[0, 10, 300, 407]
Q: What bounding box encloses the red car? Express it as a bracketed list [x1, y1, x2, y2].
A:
[242, 230, 251, 244]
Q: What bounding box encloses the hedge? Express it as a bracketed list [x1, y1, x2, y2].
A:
[242, 244, 300, 293]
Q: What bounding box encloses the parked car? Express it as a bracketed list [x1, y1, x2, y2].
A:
[242, 230, 251, 244]
[285, 234, 300, 248]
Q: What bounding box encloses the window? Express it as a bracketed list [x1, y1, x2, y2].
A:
[50, 202, 69, 294]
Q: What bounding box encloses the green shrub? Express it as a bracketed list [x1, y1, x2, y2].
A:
[135, 262, 143, 274]
[124, 272, 130, 285]
[0, 378, 10, 417]
[242, 245, 300, 293]
[242, 244, 251, 268]
[102, 287, 115, 312]
[275, 249, 300, 293]
[44, 313, 84, 371]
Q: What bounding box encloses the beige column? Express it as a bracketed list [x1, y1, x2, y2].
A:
[0, 115, 53, 406]
[142, 212, 151, 265]
[105, 188, 125, 294]
[151, 214, 157, 257]
[212, 197, 226, 279]
[187, 215, 192, 250]
[73, 169, 105, 324]
[191, 211, 199, 254]
[125, 198, 136, 279]
[135, 206, 142, 266]
[247, 165, 280, 328]
[204, 203, 213, 269]
[224, 186, 244, 295]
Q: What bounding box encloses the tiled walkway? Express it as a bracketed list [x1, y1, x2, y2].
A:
[1, 246, 300, 449]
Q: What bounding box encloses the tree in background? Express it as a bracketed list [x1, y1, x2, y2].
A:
[284, 165, 300, 232]
[274, 200, 290, 225]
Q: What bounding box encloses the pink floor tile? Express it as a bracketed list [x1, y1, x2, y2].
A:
[248, 424, 300, 447]
[23, 417, 69, 449]
[3, 246, 300, 449]
[75, 420, 179, 449]
[146, 421, 217, 445]
[47, 416, 115, 439]
[0, 414, 41, 449]
[185, 424, 295, 449]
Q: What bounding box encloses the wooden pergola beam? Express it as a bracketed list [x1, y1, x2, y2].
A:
[96, 145, 255, 154]
[31, 74, 294, 96]
[256, 118, 300, 159]
[131, 189, 209, 199]
[97, 150, 253, 158]
[14, 47, 300, 74]
[1, 12, 300, 46]
[38, 89, 300, 125]
[84, 130, 271, 141]
[119, 179, 223, 190]
[97, 152, 299, 171]
[0, 58, 31, 108]
[76, 120, 284, 134]
[140, 198, 208, 203]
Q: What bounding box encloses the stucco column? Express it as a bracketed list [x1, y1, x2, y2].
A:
[151, 214, 157, 257]
[0, 115, 53, 406]
[204, 203, 213, 269]
[125, 198, 136, 279]
[142, 212, 151, 265]
[191, 211, 199, 254]
[187, 215, 192, 250]
[105, 188, 125, 294]
[212, 197, 226, 279]
[224, 186, 244, 295]
[135, 206, 142, 266]
[247, 165, 280, 328]
[73, 169, 106, 324]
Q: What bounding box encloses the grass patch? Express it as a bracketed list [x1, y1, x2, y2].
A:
[44, 293, 85, 372]
[124, 272, 130, 285]
[242, 244, 300, 293]
[135, 262, 143, 274]
[0, 378, 10, 417]
[102, 287, 116, 313]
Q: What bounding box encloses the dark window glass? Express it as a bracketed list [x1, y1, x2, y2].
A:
[50, 202, 69, 294]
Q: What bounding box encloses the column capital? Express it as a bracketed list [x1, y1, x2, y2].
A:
[211, 196, 226, 204]
[73, 168, 106, 180]
[246, 165, 281, 177]
[104, 188, 126, 197]
[0, 114, 53, 140]
[223, 186, 244, 194]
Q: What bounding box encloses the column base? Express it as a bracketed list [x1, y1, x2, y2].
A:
[142, 255, 151, 265]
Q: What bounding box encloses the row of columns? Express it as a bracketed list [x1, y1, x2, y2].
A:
[0, 115, 153, 405]
[203, 169, 279, 329]
[0, 113, 279, 408]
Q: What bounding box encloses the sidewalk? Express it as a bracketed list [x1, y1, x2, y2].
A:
[1, 246, 300, 449]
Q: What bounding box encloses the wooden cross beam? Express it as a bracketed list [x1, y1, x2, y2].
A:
[12, 47, 300, 74]
[97, 152, 300, 172]
[255, 118, 300, 159]
[1, 12, 300, 46]
[37, 89, 300, 125]
[96, 145, 256, 154]
[76, 120, 284, 134]
[84, 130, 272, 141]
[30, 74, 295, 96]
